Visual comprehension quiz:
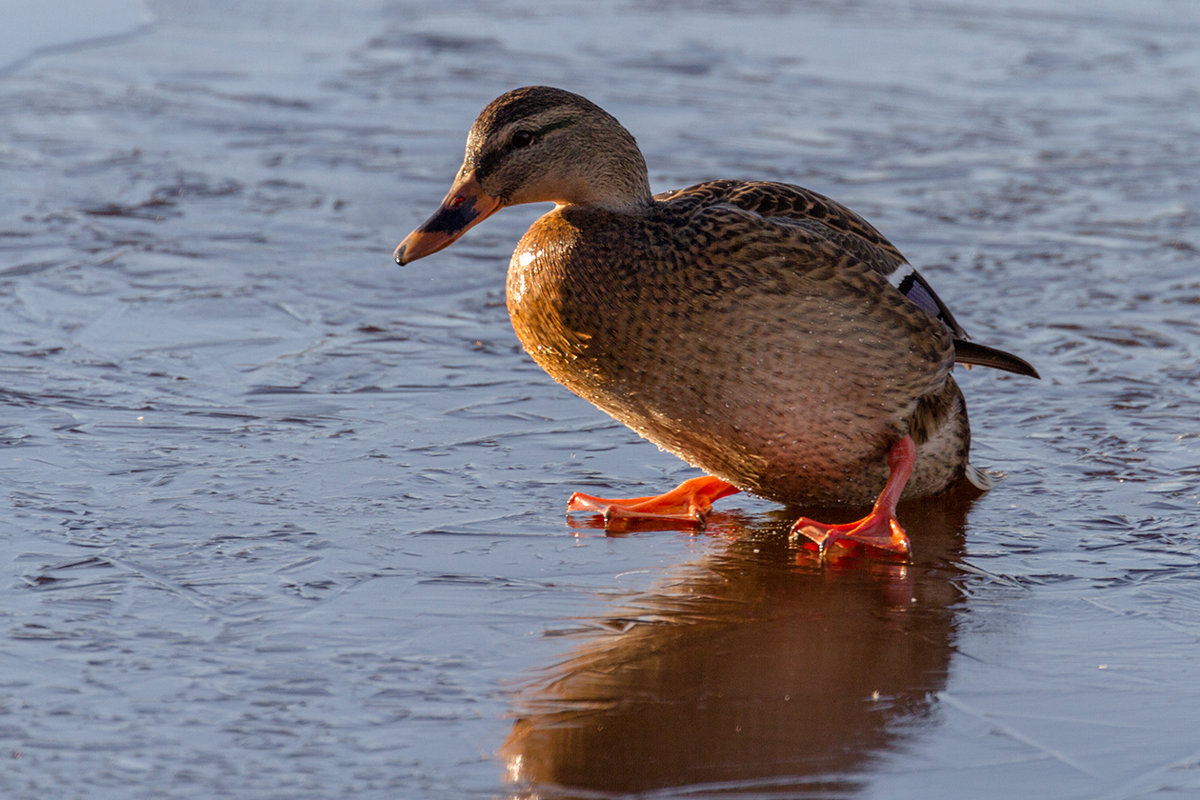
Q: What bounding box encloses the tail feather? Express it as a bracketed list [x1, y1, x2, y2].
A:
[953, 339, 1040, 379]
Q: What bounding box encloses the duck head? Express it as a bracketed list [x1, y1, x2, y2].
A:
[394, 86, 652, 265]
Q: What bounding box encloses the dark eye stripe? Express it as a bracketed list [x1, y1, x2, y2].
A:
[472, 118, 577, 182]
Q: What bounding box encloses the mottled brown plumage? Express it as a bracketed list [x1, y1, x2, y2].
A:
[394, 86, 1037, 552]
[508, 189, 960, 506]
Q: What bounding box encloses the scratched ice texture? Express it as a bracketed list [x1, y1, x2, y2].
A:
[1, 0, 1199, 798]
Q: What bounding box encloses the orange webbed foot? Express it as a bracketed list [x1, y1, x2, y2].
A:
[567, 475, 741, 527]
[789, 435, 916, 558]
[791, 512, 911, 557]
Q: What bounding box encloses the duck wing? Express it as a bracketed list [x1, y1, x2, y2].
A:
[660, 180, 1038, 378]
[658, 178, 905, 264]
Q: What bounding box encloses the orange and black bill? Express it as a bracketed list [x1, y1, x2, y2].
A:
[393, 173, 502, 265]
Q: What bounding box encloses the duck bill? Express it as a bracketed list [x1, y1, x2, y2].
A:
[393, 173, 503, 265]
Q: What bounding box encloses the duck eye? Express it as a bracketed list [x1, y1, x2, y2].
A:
[511, 130, 535, 149]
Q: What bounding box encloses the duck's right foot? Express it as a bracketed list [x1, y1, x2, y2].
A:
[567, 475, 740, 526]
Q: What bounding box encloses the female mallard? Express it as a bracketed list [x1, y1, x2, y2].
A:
[394, 86, 1037, 556]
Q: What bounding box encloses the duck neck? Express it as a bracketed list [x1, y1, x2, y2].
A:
[574, 148, 653, 212]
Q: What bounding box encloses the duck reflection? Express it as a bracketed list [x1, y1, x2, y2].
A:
[502, 486, 981, 798]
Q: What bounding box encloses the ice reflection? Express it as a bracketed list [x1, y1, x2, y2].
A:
[502, 487, 980, 797]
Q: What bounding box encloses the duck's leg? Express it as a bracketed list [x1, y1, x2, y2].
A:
[790, 436, 915, 557]
[567, 476, 741, 525]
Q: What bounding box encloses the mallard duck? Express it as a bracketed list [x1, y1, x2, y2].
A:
[394, 86, 1038, 556]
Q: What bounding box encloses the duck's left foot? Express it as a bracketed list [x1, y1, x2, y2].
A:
[791, 511, 911, 556]
[567, 475, 740, 525]
[790, 435, 916, 558]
